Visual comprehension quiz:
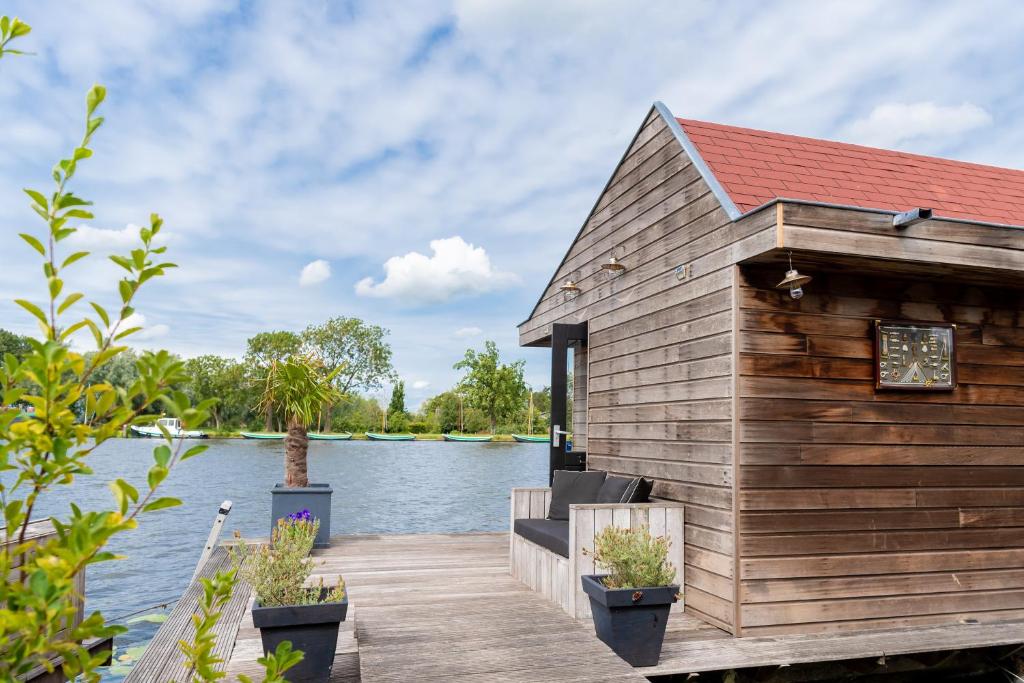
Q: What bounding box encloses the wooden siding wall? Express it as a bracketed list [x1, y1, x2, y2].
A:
[519, 108, 777, 632]
[737, 264, 1024, 635]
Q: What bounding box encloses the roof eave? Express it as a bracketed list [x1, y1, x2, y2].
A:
[739, 197, 1024, 232]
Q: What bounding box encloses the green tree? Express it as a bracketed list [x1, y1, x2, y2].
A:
[257, 356, 341, 488]
[0, 329, 31, 360]
[246, 331, 301, 430]
[0, 25, 214, 679]
[302, 317, 395, 430]
[183, 355, 250, 430]
[453, 341, 527, 434]
[388, 380, 406, 416]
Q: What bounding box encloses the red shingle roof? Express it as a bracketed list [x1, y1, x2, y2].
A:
[677, 118, 1024, 226]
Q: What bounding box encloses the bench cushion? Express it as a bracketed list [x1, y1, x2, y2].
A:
[597, 475, 653, 504]
[514, 518, 570, 558]
[547, 470, 607, 520]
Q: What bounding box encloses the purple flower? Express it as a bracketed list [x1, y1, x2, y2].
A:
[286, 508, 313, 523]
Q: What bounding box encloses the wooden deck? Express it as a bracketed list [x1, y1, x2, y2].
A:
[256, 531, 646, 682]
[177, 532, 1024, 680]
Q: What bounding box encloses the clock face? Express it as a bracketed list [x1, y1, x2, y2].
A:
[875, 322, 956, 390]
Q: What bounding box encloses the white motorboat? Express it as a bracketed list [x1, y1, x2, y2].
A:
[130, 417, 207, 439]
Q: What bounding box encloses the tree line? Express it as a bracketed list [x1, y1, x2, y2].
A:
[0, 323, 551, 435]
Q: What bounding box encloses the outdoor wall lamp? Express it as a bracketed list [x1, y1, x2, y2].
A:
[601, 256, 626, 277]
[560, 279, 581, 301]
[775, 252, 811, 300]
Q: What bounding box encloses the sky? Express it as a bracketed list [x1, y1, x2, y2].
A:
[1, 1, 1023, 409]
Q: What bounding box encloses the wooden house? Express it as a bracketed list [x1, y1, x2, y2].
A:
[518, 102, 1024, 637]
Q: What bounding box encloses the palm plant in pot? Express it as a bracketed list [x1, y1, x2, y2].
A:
[581, 526, 681, 667]
[233, 512, 347, 683]
[259, 354, 342, 547]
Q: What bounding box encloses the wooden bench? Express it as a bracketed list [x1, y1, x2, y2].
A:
[509, 487, 684, 620]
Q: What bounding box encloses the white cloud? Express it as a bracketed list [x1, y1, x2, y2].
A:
[847, 102, 993, 148]
[411, 380, 430, 390]
[69, 224, 161, 250]
[111, 312, 170, 341]
[355, 237, 518, 304]
[299, 259, 331, 287]
[455, 326, 483, 338]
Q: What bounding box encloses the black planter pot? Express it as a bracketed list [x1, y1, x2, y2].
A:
[581, 574, 679, 667]
[251, 589, 348, 683]
[270, 483, 332, 548]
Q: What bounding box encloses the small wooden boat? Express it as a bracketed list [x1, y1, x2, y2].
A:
[240, 432, 285, 440]
[365, 432, 415, 441]
[308, 432, 353, 441]
[512, 434, 549, 443]
[443, 434, 493, 442]
[132, 417, 207, 439]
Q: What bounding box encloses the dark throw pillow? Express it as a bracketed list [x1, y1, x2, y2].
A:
[597, 475, 654, 504]
[547, 470, 607, 520]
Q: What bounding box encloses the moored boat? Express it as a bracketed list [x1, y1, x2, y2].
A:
[443, 434, 493, 442]
[132, 417, 207, 439]
[512, 434, 549, 443]
[365, 432, 415, 441]
[240, 432, 285, 440]
[308, 432, 353, 441]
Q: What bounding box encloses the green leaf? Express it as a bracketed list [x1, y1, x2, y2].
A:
[181, 444, 208, 461]
[114, 326, 141, 340]
[86, 84, 106, 117]
[62, 251, 90, 268]
[142, 497, 181, 513]
[62, 209, 94, 220]
[109, 255, 132, 271]
[23, 188, 47, 209]
[118, 279, 133, 303]
[59, 320, 88, 341]
[147, 464, 168, 490]
[19, 233, 45, 256]
[14, 299, 47, 325]
[10, 19, 30, 37]
[57, 292, 84, 314]
[90, 302, 110, 327]
[153, 445, 172, 467]
[126, 613, 167, 625]
[48, 276, 63, 300]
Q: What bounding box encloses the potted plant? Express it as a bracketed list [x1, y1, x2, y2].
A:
[259, 354, 342, 547]
[581, 525, 680, 667]
[233, 511, 347, 683]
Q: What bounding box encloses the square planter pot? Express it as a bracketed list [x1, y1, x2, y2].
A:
[581, 574, 679, 667]
[252, 588, 348, 683]
[270, 483, 332, 549]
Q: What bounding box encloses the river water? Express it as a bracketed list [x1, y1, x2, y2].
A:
[36, 437, 549, 679]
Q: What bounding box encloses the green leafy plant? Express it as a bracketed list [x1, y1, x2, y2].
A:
[178, 568, 303, 682]
[0, 17, 215, 681]
[256, 355, 342, 487]
[0, 15, 31, 58]
[586, 526, 678, 590]
[231, 514, 345, 608]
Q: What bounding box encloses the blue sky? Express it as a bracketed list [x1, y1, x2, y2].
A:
[1, 1, 1023, 407]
